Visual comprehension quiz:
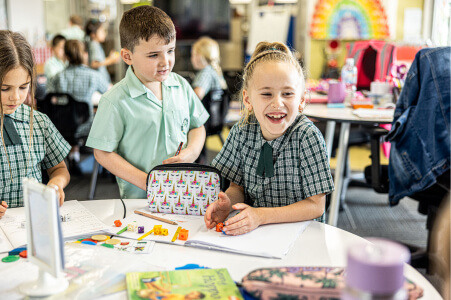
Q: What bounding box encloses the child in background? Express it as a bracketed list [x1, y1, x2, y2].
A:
[86, 6, 209, 199]
[85, 19, 120, 83]
[191, 36, 227, 100]
[44, 34, 67, 80]
[205, 42, 334, 235]
[0, 31, 71, 216]
[47, 39, 110, 175]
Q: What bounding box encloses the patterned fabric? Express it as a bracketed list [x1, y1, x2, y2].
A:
[0, 105, 71, 207]
[147, 168, 221, 216]
[211, 115, 334, 223]
[192, 65, 226, 97]
[47, 65, 109, 138]
[60, 26, 85, 41]
[44, 56, 67, 80]
[87, 67, 210, 199]
[87, 40, 110, 83]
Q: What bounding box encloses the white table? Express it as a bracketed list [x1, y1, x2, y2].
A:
[304, 104, 393, 226]
[81, 199, 441, 299]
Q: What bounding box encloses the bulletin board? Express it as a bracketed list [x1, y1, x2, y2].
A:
[310, 0, 390, 39]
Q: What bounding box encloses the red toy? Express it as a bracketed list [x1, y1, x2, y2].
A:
[114, 220, 122, 227]
[178, 229, 189, 241]
[216, 222, 224, 232]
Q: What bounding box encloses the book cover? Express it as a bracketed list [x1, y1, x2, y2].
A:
[126, 268, 243, 300]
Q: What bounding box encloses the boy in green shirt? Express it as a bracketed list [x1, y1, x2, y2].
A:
[86, 6, 209, 199]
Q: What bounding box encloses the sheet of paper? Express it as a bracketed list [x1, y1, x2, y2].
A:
[352, 108, 394, 120]
[0, 200, 110, 249]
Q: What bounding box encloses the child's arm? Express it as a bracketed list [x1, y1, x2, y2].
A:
[222, 193, 326, 236]
[0, 201, 8, 218]
[204, 182, 245, 229]
[46, 161, 70, 206]
[163, 125, 206, 164]
[94, 149, 148, 191]
[91, 51, 120, 69]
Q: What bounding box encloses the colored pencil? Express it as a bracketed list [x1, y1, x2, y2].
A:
[134, 210, 178, 225]
[175, 142, 183, 156]
[138, 229, 154, 241]
[171, 226, 182, 242]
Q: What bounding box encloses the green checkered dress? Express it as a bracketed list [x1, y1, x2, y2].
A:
[212, 114, 334, 223]
[192, 65, 226, 96]
[0, 105, 71, 207]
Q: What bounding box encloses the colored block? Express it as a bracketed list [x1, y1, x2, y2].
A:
[138, 226, 145, 234]
[114, 220, 122, 227]
[216, 223, 224, 232]
[178, 229, 189, 241]
[162, 228, 168, 236]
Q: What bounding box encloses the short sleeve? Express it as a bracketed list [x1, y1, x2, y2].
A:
[186, 84, 209, 129]
[299, 126, 334, 198]
[211, 124, 244, 186]
[86, 97, 124, 152]
[192, 68, 213, 95]
[95, 72, 110, 94]
[42, 116, 71, 169]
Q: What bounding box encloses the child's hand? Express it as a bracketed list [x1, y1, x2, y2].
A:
[162, 148, 196, 164]
[204, 192, 232, 229]
[107, 50, 121, 64]
[0, 201, 8, 218]
[48, 183, 65, 206]
[222, 203, 263, 236]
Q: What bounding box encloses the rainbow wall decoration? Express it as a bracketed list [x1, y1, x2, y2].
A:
[310, 0, 390, 39]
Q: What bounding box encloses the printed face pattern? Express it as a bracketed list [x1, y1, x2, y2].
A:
[147, 169, 220, 215]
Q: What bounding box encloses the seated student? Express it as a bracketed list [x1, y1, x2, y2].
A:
[47, 39, 110, 175]
[205, 42, 334, 235]
[85, 19, 120, 83]
[44, 34, 67, 80]
[0, 30, 71, 217]
[191, 36, 227, 100]
[86, 5, 209, 199]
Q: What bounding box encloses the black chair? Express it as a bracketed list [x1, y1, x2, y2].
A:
[38, 92, 90, 146]
[201, 88, 230, 145]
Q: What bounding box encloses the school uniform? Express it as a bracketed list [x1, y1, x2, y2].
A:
[87, 40, 111, 83]
[0, 105, 71, 207]
[60, 26, 85, 41]
[86, 67, 210, 199]
[212, 115, 334, 222]
[44, 56, 67, 80]
[192, 65, 226, 96]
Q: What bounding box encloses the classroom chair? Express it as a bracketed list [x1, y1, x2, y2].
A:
[201, 88, 230, 145]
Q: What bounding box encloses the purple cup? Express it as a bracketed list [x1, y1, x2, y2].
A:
[343, 238, 410, 299]
[328, 81, 346, 103]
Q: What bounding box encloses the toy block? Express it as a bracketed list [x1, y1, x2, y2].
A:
[178, 229, 189, 240]
[138, 226, 145, 234]
[162, 228, 168, 236]
[114, 220, 122, 227]
[216, 223, 224, 232]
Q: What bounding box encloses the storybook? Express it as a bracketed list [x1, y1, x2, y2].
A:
[126, 269, 243, 300]
[107, 208, 311, 259]
[0, 200, 110, 252]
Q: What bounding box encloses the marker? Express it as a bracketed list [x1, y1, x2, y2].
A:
[175, 142, 183, 156]
[171, 226, 182, 242]
[138, 229, 154, 241]
[116, 226, 128, 235]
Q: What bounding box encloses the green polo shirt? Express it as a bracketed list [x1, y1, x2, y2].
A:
[86, 67, 209, 199]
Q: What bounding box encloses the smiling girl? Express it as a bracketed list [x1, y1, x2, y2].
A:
[205, 41, 334, 235]
[0, 31, 71, 217]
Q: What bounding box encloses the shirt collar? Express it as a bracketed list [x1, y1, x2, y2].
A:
[6, 104, 31, 123]
[125, 66, 181, 99]
[250, 114, 305, 151]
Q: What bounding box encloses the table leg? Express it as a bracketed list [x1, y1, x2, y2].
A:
[88, 159, 100, 200]
[327, 122, 350, 226]
[325, 121, 336, 159]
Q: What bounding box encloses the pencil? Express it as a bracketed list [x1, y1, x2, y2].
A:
[116, 226, 128, 235]
[138, 229, 154, 241]
[171, 226, 182, 242]
[175, 142, 183, 156]
[134, 210, 178, 225]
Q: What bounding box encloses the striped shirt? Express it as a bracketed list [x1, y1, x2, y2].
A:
[212, 114, 334, 222]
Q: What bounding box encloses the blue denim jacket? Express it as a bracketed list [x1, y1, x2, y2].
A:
[386, 47, 450, 205]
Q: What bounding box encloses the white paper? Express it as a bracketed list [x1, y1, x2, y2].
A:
[352, 108, 394, 120]
[0, 200, 110, 249]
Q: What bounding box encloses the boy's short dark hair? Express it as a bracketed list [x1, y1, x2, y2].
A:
[52, 34, 66, 47]
[64, 40, 85, 65]
[120, 5, 175, 52]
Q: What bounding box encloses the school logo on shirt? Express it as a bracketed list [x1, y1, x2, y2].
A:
[181, 118, 188, 135]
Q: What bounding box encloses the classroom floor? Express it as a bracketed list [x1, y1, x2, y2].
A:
[66, 130, 443, 294]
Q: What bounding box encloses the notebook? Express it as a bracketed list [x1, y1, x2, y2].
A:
[107, 208, 311, 259]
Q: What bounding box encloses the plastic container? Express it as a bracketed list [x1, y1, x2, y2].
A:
[341, 58, 357, 105]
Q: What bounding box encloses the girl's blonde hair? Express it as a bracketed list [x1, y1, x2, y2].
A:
[192, 36, 227, 89]
[240, 41, 306, 125]
[0, 30, 36, 182]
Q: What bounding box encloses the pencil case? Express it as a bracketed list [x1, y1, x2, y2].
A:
[146, 163, 222, 216]
[241, 267, 423, 300]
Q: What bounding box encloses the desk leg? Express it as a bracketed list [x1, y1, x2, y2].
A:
[88, 159, 100, 200]
[325, 121, 336, 159]
[327, 122, 350, 226]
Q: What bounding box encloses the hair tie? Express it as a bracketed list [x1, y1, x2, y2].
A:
[268, 47, 279, 51]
